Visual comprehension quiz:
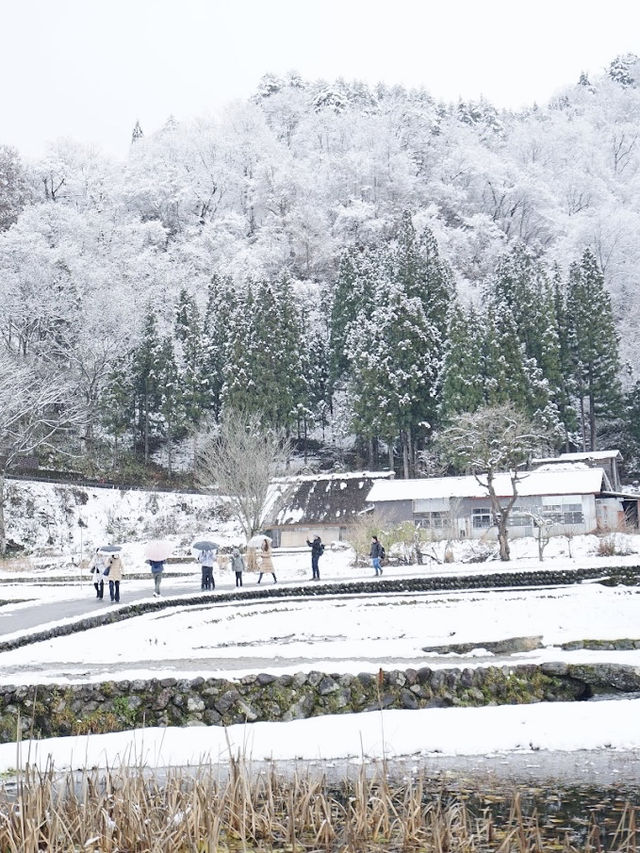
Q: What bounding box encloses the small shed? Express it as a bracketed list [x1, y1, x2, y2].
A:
[532, 450, 624, 492]
[266, 471, 394, 547]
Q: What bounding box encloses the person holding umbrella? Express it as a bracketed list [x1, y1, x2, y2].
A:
[192, 540, 219, 591]
[144, 541, 173, 597]
[148, 559, 165, 596]
[198, 547, 216, 590]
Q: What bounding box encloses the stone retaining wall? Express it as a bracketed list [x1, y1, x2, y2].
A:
[4, 660, 638, 743]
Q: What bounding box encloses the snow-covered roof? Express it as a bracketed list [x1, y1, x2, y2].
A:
[366, 468, 608, 503]
[271, 470, 394, 485]
[532, 450, 622, 464]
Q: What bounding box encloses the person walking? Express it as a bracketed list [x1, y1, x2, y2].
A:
[370, 535, 384, 576]
[231, 547, 245, 587]
[107, 552, 123, 603]
[88, 548, 106, 599]
[198, 547, 216, 590]
[306, 535, 324, 580]
[257, 538, 276, 583]
[148, 559, 165, 596]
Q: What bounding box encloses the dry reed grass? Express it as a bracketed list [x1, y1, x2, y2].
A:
[0, 555, 34, 573]
[0, 755, 637, 852]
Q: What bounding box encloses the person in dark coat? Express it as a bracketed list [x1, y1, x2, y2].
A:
[306, 535, 324, 580]
[147, 559, 165, 596]
[370, 535, 383, 576]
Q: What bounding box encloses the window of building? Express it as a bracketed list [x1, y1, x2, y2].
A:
[507, 507, 532, 527]
[416, 511, 447, 529]
[541, 497, 583, 526]
[472, 507, 492, 528]
[563, 504, 583, 525]
[541, 504, 562, 523]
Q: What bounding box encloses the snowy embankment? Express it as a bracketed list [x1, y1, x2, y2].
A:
[3, 698, 640, 774]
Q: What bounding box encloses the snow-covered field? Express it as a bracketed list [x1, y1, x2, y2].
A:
[2, 581, 640, 684]
[2, 479, 640, 775]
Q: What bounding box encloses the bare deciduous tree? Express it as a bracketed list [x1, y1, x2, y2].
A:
[196, 409, 291, 540]
[0, 357, 83, 555]
[436, 403, 550, 562]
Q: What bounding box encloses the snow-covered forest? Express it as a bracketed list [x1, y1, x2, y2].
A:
[3, 54, 640, 477]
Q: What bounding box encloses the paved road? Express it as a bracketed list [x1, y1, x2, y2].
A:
[0, 575, 251, 638]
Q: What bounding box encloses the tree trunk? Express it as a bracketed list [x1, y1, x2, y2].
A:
[407, 427, 414, 478]
[579, 395, 587, 452]
[303, 416, 308, 465]
[496, 515, 510, 561]
[144, 392, 150, 463]
[537, 527, 544, 561]
[588, 386, 596, 451]
[388, 439, 394, 472]
[0, 473, 6, 557]
[486, 471, 513, 562]
[401, 431, 410, 479]
[368, 436, 374, 469]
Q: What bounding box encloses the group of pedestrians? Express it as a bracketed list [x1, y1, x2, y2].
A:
[88, 533, 387, 602]
[88, 549, 123, 602]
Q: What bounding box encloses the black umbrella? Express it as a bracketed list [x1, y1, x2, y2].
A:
[98, 544, 122, 553]
[192, 540, 219, 551]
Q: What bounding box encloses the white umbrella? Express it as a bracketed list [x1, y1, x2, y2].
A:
[144, 540, 174, 562]
[247, 534, 272, 548]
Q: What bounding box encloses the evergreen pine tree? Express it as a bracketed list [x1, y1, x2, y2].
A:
[347, 276, 440, 477]
[102, 352, 136, 466]
[174, 288, 211, 426]
[221, 283, 259, 415]
[393, 213, 454, 350]
[204, 274, 236, 421]
[131, 310, 165, 461]
[566, 248, 622, 450]
[157, 336, 186, 477]
[483, 297, 554, 421]
[439, 301, 485, 419]
[329, 247, 378, 383]
[131, 120, 144, 143]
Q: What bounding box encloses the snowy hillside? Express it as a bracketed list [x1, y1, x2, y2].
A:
[4, 479, 242, 564]
[4, 56, 640, 482]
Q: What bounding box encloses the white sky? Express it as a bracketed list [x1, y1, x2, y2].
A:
[2, 0, 640, 159]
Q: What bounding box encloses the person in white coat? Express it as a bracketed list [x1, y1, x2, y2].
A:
[106, 553, 123, 602]
[89, 549, 107, 599]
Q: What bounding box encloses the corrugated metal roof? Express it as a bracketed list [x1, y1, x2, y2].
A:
[366, 468, 607, 503]
[532, 450, 621, 463]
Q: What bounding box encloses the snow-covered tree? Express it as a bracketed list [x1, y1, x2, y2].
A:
[436, 403, 550, 561]
[566, 248, 622, 450]
[196, 408, 290, 538]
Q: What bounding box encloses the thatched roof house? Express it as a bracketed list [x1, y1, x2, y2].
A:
[266, 471, 394, 547]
